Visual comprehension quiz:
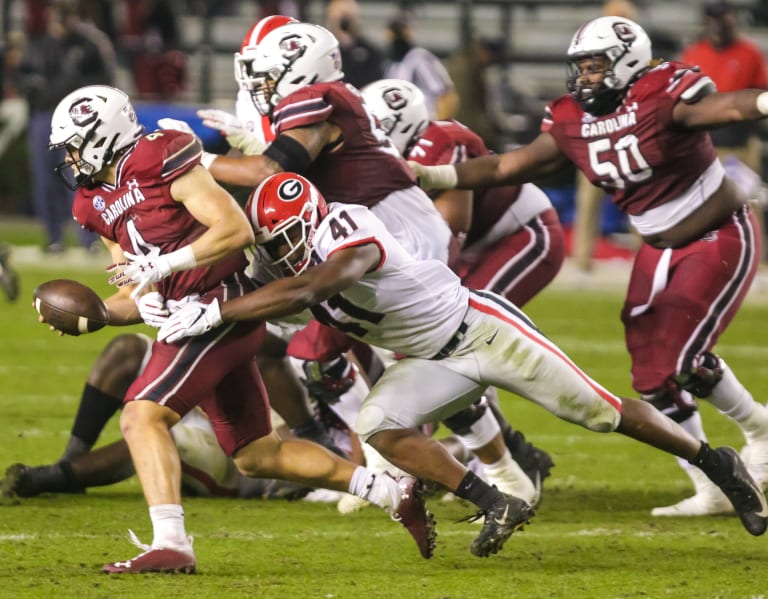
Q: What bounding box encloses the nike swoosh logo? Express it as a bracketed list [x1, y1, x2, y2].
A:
[494, 504, 509, 525]
[485, 330, 498, 345]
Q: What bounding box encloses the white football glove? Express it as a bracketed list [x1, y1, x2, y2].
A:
[108, 251, 173, 299]
[136, 291, 169, 328]
[158, 298, 223, 344]
[157, 117, 195, 135]
[196, 108, 268, 155]
[407, 161, 458, 190]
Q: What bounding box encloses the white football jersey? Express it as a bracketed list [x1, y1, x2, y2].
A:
[308, 203, 468, 358]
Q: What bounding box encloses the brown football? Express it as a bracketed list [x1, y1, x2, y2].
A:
[32, 279, 109, 336]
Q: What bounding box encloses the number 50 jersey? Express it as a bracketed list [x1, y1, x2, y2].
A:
[542, 61, 718, 218]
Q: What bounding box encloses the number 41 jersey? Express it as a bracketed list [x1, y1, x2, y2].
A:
[308, 203, 468, 359]
[542, 61, 718, 217]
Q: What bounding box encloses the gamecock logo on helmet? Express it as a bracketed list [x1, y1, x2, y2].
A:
[277, 178, 304, 202]
[279, 35, 305, 59]
[69, 98, 98, 127]
[382, 88, 407, 110]
[613, 22, 637, 44]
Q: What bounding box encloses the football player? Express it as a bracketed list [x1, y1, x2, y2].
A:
[159, 172, 768, 557]
[409, 15, 768, 518]
[45, 85, 435, 573]
[161, 19, 552, 502]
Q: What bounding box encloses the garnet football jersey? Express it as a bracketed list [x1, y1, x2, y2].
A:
[407, 120, 523, 247]
[271, 82, 417, 207]
[543, 61, 718, 216]
[73, 129, 247, 300]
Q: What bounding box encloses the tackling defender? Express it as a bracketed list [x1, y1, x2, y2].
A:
[160, 172, 768, 558]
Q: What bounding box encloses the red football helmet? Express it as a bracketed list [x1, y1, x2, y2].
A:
[245, 172, 328, 276]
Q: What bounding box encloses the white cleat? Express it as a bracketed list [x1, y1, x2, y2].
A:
[651, 468, 732, 517]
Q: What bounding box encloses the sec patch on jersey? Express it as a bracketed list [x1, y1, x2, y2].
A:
[33, 279, 109, 336]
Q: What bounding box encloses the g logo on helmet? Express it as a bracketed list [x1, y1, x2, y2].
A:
[69, 98, 98, 127]
[277, 178, 304, 202]
[382, 87, 407, 111]
[612, 22, 637, 44]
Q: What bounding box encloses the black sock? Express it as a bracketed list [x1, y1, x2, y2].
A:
[20, 462, 83, 496]
[688, 442, 727, 484]
[70, 384, 123, 448]
[454, 471, 502, 512]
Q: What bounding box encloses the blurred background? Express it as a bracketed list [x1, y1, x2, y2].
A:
[1, 0, 768, 266]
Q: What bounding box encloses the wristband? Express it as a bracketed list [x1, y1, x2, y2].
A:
[757, 92, 768, 116]
[165, 246, 197, 272]
[200, 152, 217, 169]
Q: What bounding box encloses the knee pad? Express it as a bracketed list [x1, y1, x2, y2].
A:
[643, 387, 698, 424]
[442, 397, 488, 436]
[673, 352, 724, 399]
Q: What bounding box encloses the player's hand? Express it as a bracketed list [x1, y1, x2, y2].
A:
[197, 108, 268, 155]
[407, 161, 458, 190]
[136, 291, 170, 327]
[107, 251, 173, 299]
[31, 301, 64, 336]
[196, 109, 244, 136]
[301, 356, 357, 404]
[157, 117, 195, 135]
[158, 298, 223, 343]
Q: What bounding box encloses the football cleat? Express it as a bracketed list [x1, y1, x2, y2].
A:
[710, 447, 768, 536]
[102, 530, 196, 574]
[390, 476, 437, 559]
[464, 493, 534, 558]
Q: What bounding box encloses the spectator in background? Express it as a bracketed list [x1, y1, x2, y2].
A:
[681, 0, 768, 257]
[119, 0, 186, 100]
[443, 38, 504, 152]
[17, 0, 115, 254]
[384, 12, 458, 121]
[325, 0, 384, 90]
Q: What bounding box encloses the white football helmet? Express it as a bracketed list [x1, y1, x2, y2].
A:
[233, 15, 298, 91]
[361, 79, 430, 156]
[49, 85, 143, 189]
[566, 16, 652, 115]
[234, 22, 344, 117]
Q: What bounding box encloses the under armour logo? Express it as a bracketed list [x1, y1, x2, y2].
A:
[113, 560, 133, 568]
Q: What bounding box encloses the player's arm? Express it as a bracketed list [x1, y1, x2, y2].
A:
[158, 244, 381, 343]
[169, 165, 255, 266]
[205, 121, 341, 188]
[219, 244, 380, 323]
[102, 237, 142, 325]
[672, 88, 768, 129]
[433, 190, 473, 238]
[412, 131, 568, 190]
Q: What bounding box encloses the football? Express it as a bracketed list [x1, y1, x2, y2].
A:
[32, 279, 109, 336]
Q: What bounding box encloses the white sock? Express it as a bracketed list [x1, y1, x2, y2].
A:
[706, 360, 756, 421]
[149, 504, 188, 550]
[348, 466, 399, 510]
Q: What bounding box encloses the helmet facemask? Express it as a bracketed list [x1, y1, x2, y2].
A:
[247, 173, 328, 277]
[566, 53, 625, 116]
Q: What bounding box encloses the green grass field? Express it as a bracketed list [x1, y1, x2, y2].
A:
[1, 259, 768, 598]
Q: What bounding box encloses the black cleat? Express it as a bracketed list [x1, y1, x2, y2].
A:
[464, 494, 534, 558]
[712, 447, 768, 536]
[0, 462, 84, 498]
